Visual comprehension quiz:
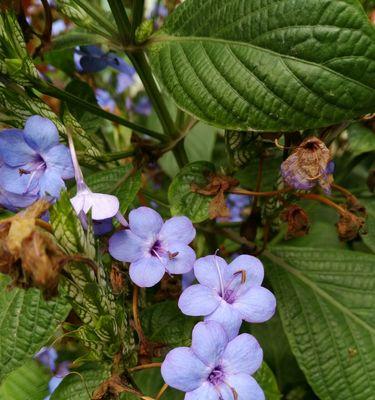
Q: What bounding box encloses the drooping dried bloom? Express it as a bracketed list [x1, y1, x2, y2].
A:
[281, 137, 334, 194]
[281, 204, 310, 239]
[0, 199, 65, 295]
[336, 211, 365, 242]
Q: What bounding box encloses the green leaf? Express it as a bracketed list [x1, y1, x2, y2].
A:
[0, 277, 70, 380]
[264, 247, 375, 400]
[361, 198, 375, 253]
[0, 360, 50, 400]
[84, 165, 142, 214]
[50, 363, 111, 400]
[148, 0, 375, 131]
[51, 32, 110, 51]
[168, 161, 215, 223]
[141, 301, 197, 347]
[347, 123, 375, 157]
[254, 363, 281, 400]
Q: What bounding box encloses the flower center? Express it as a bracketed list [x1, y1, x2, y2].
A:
[150, 239, 163, 257]
[223, 289, 236, 304]
[19, 155, 46, 192]
[208, 366, 224, 385]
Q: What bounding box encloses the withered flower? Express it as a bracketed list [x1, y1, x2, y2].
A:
[281, 137, 334, 194]
[192, 174, 239, 219]
[0, 199, 65, 296]
[281, 204, 310, 239]
[336, 211, 365, 242]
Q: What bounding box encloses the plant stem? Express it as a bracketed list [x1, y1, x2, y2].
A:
[230, 187, 291, 197]
[132, 285, 145, 341]
[297, 193, 347, 215]
[107, 0, 132, 45]
[155, 384, 168, 400]
[33, 80, 166, 141]
[131, 0, 145, 41]
[129, 363, 162, 372]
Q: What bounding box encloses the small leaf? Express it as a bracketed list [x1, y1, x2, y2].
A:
[0, 360, 50, 400]
[347, 123, 375, 158]
[141, 301, 197, 347]
[51, 31, 110, 52]
[148, 0, 375, 131]
[0, 276, 70, 380]
[168, 161, 215, 223]
[264, 247, 375, 400]
[254, 363, 281, 400]
[50, 363, 111, 400]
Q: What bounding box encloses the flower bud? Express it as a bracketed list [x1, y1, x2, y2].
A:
[281, 204, 310, 239]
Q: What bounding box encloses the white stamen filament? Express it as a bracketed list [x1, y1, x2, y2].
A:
[214, 250, 225, 297]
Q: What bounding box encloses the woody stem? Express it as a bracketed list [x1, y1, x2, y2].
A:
[132, 285, 145, 342]
[230, 187, 291, 197]
[331, 183, 354, 198]
[155, 384, 169, 400]
[129, 363, 162, 373]
[296, 193, 348, 215]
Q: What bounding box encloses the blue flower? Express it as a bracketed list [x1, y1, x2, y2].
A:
[126, 96, 152, 116]
[178, 255, 276, 340]
[182, 269, 196, 290]
[161, 321, 264, 400]
[35, 347, 58, 372]
[95, 89, 116, 113]
[109, 207, 196, 287]
[0, 116, 74, 200]
[74, 46, 135, 75]
[226, 194, 251, 222]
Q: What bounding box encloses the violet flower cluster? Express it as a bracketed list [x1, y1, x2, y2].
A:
[0, 116, 73, 210]
[108, 205, 275, 399]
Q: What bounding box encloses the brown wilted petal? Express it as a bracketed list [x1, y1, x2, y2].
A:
[281, 204, 310, 239]
[110, 264, 126, 295]
[281, 137, 333, 193]
[336, 212, 365, 242]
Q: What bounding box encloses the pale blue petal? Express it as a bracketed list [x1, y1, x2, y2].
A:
[204, 300, 242, 341]
[0, 187, 37, 210]
[222, 334, 263, 375]
[182, 269, 196, 290]
[0, 129, 36, 166]
[165, 242, 196, 275]
[159, 216, 196, 245]
[228, 255, 264, 288]
[185, 382, 218, 400]
[224, 374, 265, 400]
[0, 164, 38, 195]
[179, 284, 220, 316]
[24, 116, 59, 152]
[194, 255, 231, 293]
[233, 287, 276, 323]
[161, 347, 210, 392]
[129, 256, 165, 287]
[129, 207, 163, 239]
[109, 230, 146, 262]
[43, 144, 74, 179]
[191, 321, 228, 368]
[39, 169, 65, 198]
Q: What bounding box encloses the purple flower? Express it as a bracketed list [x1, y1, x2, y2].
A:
[74, 46, 134, 74]
[126, 96, 152, 116]
[67, 131, 121, 227]
[35, 347, 58, 372]
[161, 321, 264, 400]
[182, 269, 196, 290]
[48, 361, 70, 394]
[178, 255, 276, 339]
[226, 194, 251, 222]
[93, 217, 113, 236]
[109, 207, 196, 287]
[0, 116, 74, 200]
[116, 70, 136, 94]
[95, 89, 116, 113]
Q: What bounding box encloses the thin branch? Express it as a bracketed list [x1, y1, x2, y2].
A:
[296, 193, 347, 215]
[129, 363, 162, 373]
[230, 187, 291, 197]
[107, 0, 132, 45]
[132, 285, 144, 341]
[131, 0, 145, 42]
[155, 384, 168, 400]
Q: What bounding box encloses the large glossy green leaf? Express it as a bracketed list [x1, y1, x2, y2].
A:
[0, 360, 50, 400]
[0, 278, 70, 381]
[148, 0, 375, 131]
[264, 247, 375, 400]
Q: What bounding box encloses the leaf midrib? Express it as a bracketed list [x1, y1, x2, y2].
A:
[150, 34, 375, 93]
[263, 249, 375, 335]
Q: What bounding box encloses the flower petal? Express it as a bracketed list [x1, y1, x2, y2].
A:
[129, 256, 165, 287]
[224, 374, 265, 400]
[228, 255, 264, 288]
[182, 269, 196, 290]
[222, 334, 262, 375]
[233, 286, 276, 323]
[185, 382, 219, 400]
[0, 164, 38, 195]
[43, 144, 74, 179]
[0, 187, 37, 210]
[39, 169, 66, 198]
[89, 193, 119, 220]
[165, 242, 196, 275]
[159, 216, 196, 245]
[191, 321, 228, 368]
[109, 230, 145, 262]
[129, 207, 163, 239]
[24, 116, 59, 152]
[178, 284, 220, 316]
[161, 347, 210, 392]
[0, 129, 36, 166]
[194, 255, 230, 292]
[204, 300, 242, 341]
